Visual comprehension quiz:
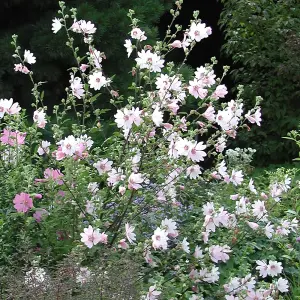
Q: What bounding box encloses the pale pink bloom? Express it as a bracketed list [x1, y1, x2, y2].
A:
[157, 190, 166, 202]
[14, 63, 23, 72]
[119, 186, 126, 195]
[256, 260, 268, 278]
[188, 22, 211, 42]
[267, 261, 282, 277]
[209, 245, 231, 263]
[70, 75, 85, 99]
[161, 218, 178, 237]
[130, 27, 147, 41]
[202, 231, 209, 243]
[215, 208, 229, 227]
[203, 202, 215, 216]
[53, 146, 66, 160]
[98, 232, 108, 244]
[43, 168, 64, 185]
[52, 18, 62, 34]
[230, 194, 239, 200]
[203, 266, 220, 283]
[181, 237, 190, 253]
[80, 225, 104, 248]
[152, 107, 163, 127]
[188, 141, 207, 162]
[71, 20, 96, 34]
[59, 135, 77, 156]
[0, 98, 20, 118]
[261, 192, 268, 200]
[24, 50, 36, 64]
[245, 108, 261, 126]
[13, 193, 33, 213]
[135, 50, 164, 73]
[265, 222, 274, 238]
[33, 209, 48, 222]
[225, 296, 238, 300]
[125, 223, 136, 244]
[89, 48, 102, 68]
[114, 107, 142, 130]
[146, 285, 161, 300]
[118, 239, 129, 249]
[170, 40, 182, 48]
[80, 64, 89, 72]
[37, 141, 51, 155]
[246, 290, 264, 300]
[212, 84, 228, 99]
[252, 200, 267, 219]
[247, 221, 259, 230]
[186, 164, 201, 179]
[85, 200, 95, 215]
[0, 129, 26, 146]
[88, 71, 109, 90]
[124, 39, 133, 57]
[33, 109, 47, 128]
[194, 245, 204, 259]
[235, 197, 248, 215]
[128, 173, 143, 190]
[188, 79, 208, 99]
[107, 168, 125, 187]
[216, 135, 226, 153]
[93, 158, 113, 175]
[195, 66, 216, 87]
[230, 170, 244, 186]
[218, 160, 228, 177]
[202, 105, 215, 122]
[276, 277, 289, 293]
[152, 227, 169, 250]
[211, 171, 222, 180]
[34, 194, 43, 199]
[204, 215, 217, 232]
[175, 138, 193, 156]
[21, 65, 30, 74]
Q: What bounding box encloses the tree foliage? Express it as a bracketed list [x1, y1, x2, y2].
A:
[0, 0, 172, 112]
[219, 0, 300, 165]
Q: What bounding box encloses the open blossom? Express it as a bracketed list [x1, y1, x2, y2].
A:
[107, 168, 125, 187]
[186, 164, 201, 179]
[71, 20, 96, 34]
[276, 277, 289, 293]
[33, 109, 47, 128]
[188, 79, 208, 99]
[209, 245, 231, 263]
[161, 218, 178, 237]
[93, 158, 113, 175]
[230, 170, 244, 186]
[125, 223, 136, 244]
[128, 173, 143, 190]
[152, 227, 169, 250]
[124, 39, 133, 57]
[146, 285, 161, 300]
[0, 98, 21, 118]
[188, 141, 207, 162]
[37, 140, 51, 155]
[14, 63, 29, 74]
[80, 225, 107, 248]
[256, 260, 282, 278]
[0, 129, 26, 146]
[135, 50, 164, 73]
[88, 71, 109, 90]
[114, 107, 142, 130]
[24, 50, 36, 64]
[52, 17, 62, 34]
[265, 222, 274, 238]
[70, 75, 85, 99]
[252, 200, 267, 219]
[212, 84, 228, 99]
[13, 192, 33, 213]
[188, 22, 212, 42]
[246, 108, 262, 126]
[202, 105, 215, 122]
[131, 27, 147, 41]
[181, 237, 190, 253]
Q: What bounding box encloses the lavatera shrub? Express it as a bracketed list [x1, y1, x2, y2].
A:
[0, 1, 299, 299]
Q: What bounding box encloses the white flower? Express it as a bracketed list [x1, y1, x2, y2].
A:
[24, 50, 36, 64]
[186, 165, 201, 179]
[88, 71, 109, 90]
[267, 261, 282, 277]
[249, 178, 257, 194]
[130, 27, 147, 41]
[182, 237, 190, 253]
[93, 158, 113, 175]
[152, 227, 169, 250]
[128, 173, 144, 190]
[152, 107, 163, 127]
[33, 109, 47, 128]
[230, 170, 244, 186]
[70, 75, 85, 99]
[161, 218, 178, 237]
[252, 200, 267, 219]
[265, 222, 274, 238]
[71, 20, 96, 34]
[135, 50, 164, 73]
[59, 135, 77, 156]
[188, 22, 211, 42]
[256, 260, 268, 278]
[52, 18, 62, 34]
[124, 39, 133, 57]
[125, 223, 136, 244]
[37, 141, 51, 155]
[276, 277, 289, 293]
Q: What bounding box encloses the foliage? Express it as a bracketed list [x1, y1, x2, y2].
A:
[219, 0, 300, 165]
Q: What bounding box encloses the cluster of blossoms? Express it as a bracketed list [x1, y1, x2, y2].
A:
[1, 2, 298, 299]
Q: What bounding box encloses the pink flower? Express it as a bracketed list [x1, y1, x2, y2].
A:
[118, 239, 129, 249]
[188, 141, 207, 162]
[170, 40, 182, 48]
[212, 84, 228, 99]
[202, 105, 215, 122]
[44, 168, 64, 185]
[188, 79, 208, 99]
[13, 193, 33, 213]
[128, 173, 144, 190]
[93, 158, 113, 175]
[80, 225, 105, 248]
[33, 109, 47, 128]
[33, 209, 48, 222]
[146, 285, 161, 300]
[0, 129, 26, 146]
[247, 221, 259, 230]
[80, 64, 89, 72]
[209, 245, 231, 263]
